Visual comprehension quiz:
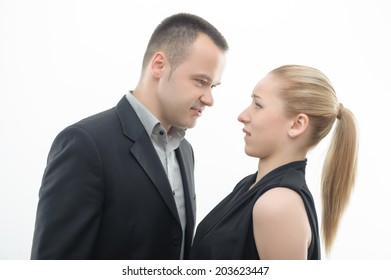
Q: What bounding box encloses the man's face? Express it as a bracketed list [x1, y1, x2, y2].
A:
[156, 33, 226, 130]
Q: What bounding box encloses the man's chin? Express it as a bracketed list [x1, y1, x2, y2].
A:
[179, 123, 196, 130]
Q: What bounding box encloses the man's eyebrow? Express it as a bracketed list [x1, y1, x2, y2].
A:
[193, 74, 212, 81]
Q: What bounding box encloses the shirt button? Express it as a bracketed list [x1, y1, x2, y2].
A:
[171, 235, 181, 246]
[159, 130, 164, 136]
[172, 191, 176, 196]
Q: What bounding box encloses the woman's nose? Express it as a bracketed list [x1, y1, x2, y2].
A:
[238, 108, 249, 123]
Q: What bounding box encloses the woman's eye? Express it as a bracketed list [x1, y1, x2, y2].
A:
[255, 103, 263, 109]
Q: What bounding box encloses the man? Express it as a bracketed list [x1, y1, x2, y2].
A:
[31, 13, 228, 259]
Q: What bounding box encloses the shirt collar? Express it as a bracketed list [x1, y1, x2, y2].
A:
[126, 91, 186, 142]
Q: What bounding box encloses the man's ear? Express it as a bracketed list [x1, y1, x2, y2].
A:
[288, 113, 309, 138]
[149, 52, 167, 78]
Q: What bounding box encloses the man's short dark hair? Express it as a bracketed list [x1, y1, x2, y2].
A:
[142, 13, 229, 71]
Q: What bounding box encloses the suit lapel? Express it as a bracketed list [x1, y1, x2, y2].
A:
[115, 96, 180, 222]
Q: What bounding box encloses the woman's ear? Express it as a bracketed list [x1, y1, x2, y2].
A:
[149, 52, 167, 78]
[288, 113, 309, 138]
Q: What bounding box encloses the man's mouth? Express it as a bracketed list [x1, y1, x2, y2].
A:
[191, 107, 203, 117]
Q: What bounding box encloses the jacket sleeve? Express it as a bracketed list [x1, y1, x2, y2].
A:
[31, 125, 105, 259]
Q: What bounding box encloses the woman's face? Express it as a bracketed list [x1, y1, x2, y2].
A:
[238, 74, 293, 159]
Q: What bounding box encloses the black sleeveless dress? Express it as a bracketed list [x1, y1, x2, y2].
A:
[189, 160, 320, 259]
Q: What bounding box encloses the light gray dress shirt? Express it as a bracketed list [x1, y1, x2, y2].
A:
[126, 92, 186, 259]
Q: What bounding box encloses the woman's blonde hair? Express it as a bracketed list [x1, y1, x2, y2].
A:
[269, 65, 358, 254]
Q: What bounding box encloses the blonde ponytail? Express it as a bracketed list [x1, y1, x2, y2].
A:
[321, 106, 358, 254]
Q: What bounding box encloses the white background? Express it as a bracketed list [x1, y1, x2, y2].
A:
[1, 0, 390, 260]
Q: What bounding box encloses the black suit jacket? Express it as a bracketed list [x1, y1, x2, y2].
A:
[31, 96, 196, 259]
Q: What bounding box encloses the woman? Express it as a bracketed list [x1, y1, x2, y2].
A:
[190, 65, 358, 259]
